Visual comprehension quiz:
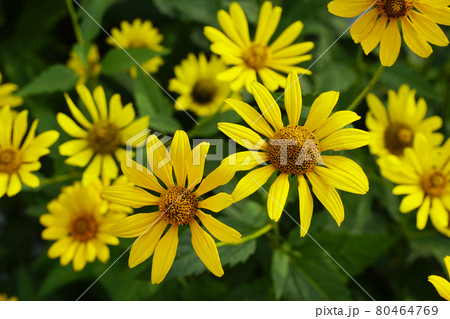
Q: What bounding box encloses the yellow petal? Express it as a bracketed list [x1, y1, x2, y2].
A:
[409, 11, 449, 46]
[231, 165, 276, 203]
[151, 225, 179, 284]
[76, 84, 99, 122]
[314, 111, 360, 140]
[146, 134, 175, 188]
[267, 173, 290, 222]
[196, 210, 241, 243]
[106, 212, 162, 238]
[350, 8, 379, 43]
[93, 86, 108, 120]
[59, 139, 88, 156]
[82, 154, 102, 182]
[361, 16, 387, 54]
[250, 81, 284, 131]
[401, 17, 433, 58]
[328, 0, 374, 18]
[428, 275, 450, 301]
[63, 93, 92, 129]
[190, 219, 224, 277]
[6, 173, 21, 197]
[304, 91, 339, 132]
[121, 160, 165, 194]
[229, 2, 250, 44]
[188, 142, 210, 190]
[48, 237, 73, 258]
[194, 162, 236, 197]
[170, 130, 190, 187]
[270, 21, 303, 52]
[399, 190, 424, 213]
[417, 196, 431, 230]
[379, 19, 401, 67]
[221, 151, 268, 171]
[284, 71, 302, 126]
[57, 113, 87, 138]
[198, 193, 233, 212]
[320, 128, 370, 151]
[217, 122, 268, 151]
[12, 110, 28, 148]
[298, 175, 313, 237]
[72, 243, 87, 271]
[102, 186, 159, 208]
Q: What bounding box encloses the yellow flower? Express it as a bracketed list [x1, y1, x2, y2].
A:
[366, 84, 443, 158]
[57, 84, 149, 183]
[107, 19, 164, 78]
[0, 73, 23, 108]
[429, 256, 450, 300]
[328, 0, 449, 67]
[0, 293, 18, 301]
[204, 1, 314, 92]
[168, 53, 238, 117]
[40, 180, 124, 271]
[66, 44, 102, 84]
[0, 106, 59, 197]
[102, 130, 241, 284]
[89, 175, 133, 215]
[378, 133, 450, 232]
[218, 71, 370, 236]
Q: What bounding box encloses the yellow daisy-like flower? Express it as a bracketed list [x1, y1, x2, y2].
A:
[0, 293, 18, 301]
[66, 44, 102, 84]
[366, 84, 443, 158]
[328, 0, 450, 67]
[204, 1, 314, 92]
[429, 256, 450, 300]
[0, 73, 23, 108]
[378, 133, 450, 232]
[40, 180, 124, 271]
[0, 106, 59, 197]
[57, 84, 149, 183]
[107, 19, 164, 78]
[90, 175, 133, 215]
[218, 71, 370, 236]
[168, 53, 238, 117]
[102, 130, 242, 284]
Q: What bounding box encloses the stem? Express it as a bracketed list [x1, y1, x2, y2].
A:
[216, 223, 274, 247]
[65, 0, 84, 45]
[347, 64, 384, 111]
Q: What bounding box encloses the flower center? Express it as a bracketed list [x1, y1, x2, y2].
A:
[87, 120, 122, 154]
[191, 79, 217, 105]
[70, 215, 97, 241]
[421, 170, 447, 197]
[159, 186, 198, 226]
[384, 123, 413, 155]
[377, 0, 413, 18]
[243, 42, 269, 70]
[267, 125, 321, 175]
[0, 149, 21, 174]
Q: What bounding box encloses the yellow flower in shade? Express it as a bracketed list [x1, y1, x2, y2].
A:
[378, 134, 450, 232]
[66, 44, 102, 84]
[0, 293, 18, 301]
[0, 73, 23, 108]
[40, 180, 124, 271]
[327, 0, 449, 67]
[0, 106, 59, 197]
[429, 256, 450, 300]
[90, 175, 133, 216]
[168, 53, 238, 117]
[218, 71, 370, 236]
[204, 1, 314, 93]
[57, 84, 149, 183]
[107, 19, 164, 78]
[102, 130, 242, 284]
[366, 84, 443, 158]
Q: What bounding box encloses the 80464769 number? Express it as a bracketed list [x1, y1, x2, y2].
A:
[375, 306, 438, 316]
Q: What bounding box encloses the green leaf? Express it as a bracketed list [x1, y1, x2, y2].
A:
[271, 249, 290, 299]
[149, 114, 182, 134]
[79, 0, 118, 43]
[315, 62, 357, 92]
[101, 48, 168, 75]
[16, 64, 78, 96]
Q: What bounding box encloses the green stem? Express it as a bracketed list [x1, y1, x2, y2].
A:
[347, 64, 385, 111]
[216, 223, 274, 247]
[65, 0, 84, 45]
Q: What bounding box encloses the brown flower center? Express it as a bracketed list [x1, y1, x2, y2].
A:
[267, 125, 321, 175]
[0, 148, 21, 174]
[384, 123, 414, 156]
[87, 120, 122, 154]
[421, 170, 447, 197]
[159, 186, 198, 226]
[243, 42, 269, 70]
[70, 215, 97, 241]
[377, 0, 413, 18]
[191, 79, 217, 105]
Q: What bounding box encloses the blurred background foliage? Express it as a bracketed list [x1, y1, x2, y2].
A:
[0, 0, 449, 300]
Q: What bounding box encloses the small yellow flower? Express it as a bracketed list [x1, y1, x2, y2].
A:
[0, 73, 23, 109]
[218, 71, 370, 236]
[204, 1, 314, 92]
[57, 84, 149, 183]
[107, 19, 164, 78]
[89, 175, 133, 215]
[0, 106, 59, 197]
[0, 293, 18, 301]
[66, 44, 102, 84]
[378, 134, 450, 232]
[366, 84, 443, 158]
[328, 0, 449, 66]
[40, 180, 124, 271]
[429, 256, 450, 300]
[102, 130, 241, 284]
[169, 53, 238, 117]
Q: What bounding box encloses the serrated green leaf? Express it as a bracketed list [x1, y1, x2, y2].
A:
[17, 64, 78, 96]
